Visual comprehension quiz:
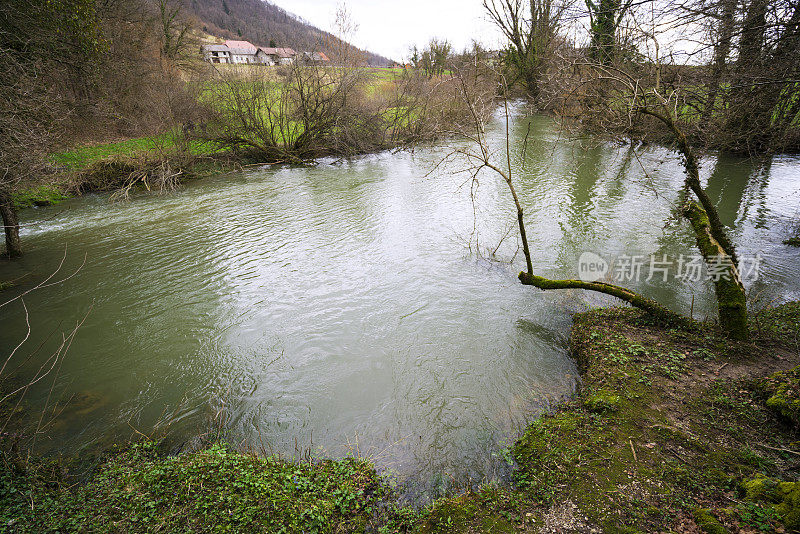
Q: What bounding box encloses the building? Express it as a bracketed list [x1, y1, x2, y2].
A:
[257, 47, 296, 66]
[224, 40, 258, 64]
[201, 41, 296, 66]
[300, 51, 330, 65]
[275, 48, 297, 65]
[202, 44, 232, 63]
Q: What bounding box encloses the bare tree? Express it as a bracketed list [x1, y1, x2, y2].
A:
[0, 0, 102, 257]
[451, 69, 749, 339]
[658, 0, 800, 152]
[699, 0, 737, 124]
[158, 0, 193, 61]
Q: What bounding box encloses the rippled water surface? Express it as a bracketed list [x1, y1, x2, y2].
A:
[2, 109, 799, 500]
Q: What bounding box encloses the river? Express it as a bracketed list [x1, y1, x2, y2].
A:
[1, 107, 799, 502]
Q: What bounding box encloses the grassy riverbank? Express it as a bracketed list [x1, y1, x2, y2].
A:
[419, 304, 800, 533]
[0, 442, 416, 532]
[3, 303, 800, 532]
[8, 135, 230, 209]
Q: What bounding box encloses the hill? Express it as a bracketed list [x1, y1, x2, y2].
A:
[186, 0, 391, 66]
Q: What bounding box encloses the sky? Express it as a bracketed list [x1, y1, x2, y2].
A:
[271, 0, 505, 61]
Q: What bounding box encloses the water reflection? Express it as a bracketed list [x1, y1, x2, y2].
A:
[1, 108, 799, 503]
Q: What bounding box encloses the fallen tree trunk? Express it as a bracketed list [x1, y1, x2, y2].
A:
[518, 272, 689, 325]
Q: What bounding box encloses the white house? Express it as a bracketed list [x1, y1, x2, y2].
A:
[201, 41, 296, 66]
[224, 40, 259, 64]
[276, 48, 297, 65]
[202, 44, 232, 63]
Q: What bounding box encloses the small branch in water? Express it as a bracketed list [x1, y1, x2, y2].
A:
[400, 304, 428, 320]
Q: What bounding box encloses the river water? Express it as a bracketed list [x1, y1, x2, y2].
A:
[1, 107, 799, 501]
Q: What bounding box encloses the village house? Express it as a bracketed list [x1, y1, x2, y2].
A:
[202, 44, 232, 63]
[224, 40, 258, 64]
[257, 47, 297, 66]
[300, 51, 330, 65]
[201, 41, 297, 66]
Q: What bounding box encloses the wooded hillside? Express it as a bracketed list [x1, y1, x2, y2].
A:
[186, 0, 391, 65]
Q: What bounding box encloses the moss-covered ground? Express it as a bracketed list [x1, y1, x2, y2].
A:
[420, 303, 800, 533]
[2, 303, 800, 532]
[0, 442, 416, 533]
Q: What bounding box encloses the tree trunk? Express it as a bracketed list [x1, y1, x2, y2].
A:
[701, 0, 736, 124]
[0, 195, 22, 258]
[519, 272, 690, 326]
[724, 0, 773, 152]
[589, 0, 619, 64]
[683, 201, 748, 339]
[638, 107, 749, 339]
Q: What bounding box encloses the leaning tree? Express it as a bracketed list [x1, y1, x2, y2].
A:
[451, 68, 749, 340]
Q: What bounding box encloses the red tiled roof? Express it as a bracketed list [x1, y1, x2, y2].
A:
[223, 40, 256, 52]
[258, 47, 296, 58]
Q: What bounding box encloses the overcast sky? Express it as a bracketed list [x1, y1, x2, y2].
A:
[271, 0, 505, 61]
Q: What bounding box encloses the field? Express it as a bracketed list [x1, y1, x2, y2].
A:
[51, 67, 410, 171]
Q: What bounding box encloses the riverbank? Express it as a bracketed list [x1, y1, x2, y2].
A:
[3, 303, 799, 532]
[9, 144, 229, 211]
[11, 128, 409, 209]
[420, 304, 800, 533]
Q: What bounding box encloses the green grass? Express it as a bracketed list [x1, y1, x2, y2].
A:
[11, 185, 67, 209]
[52, 135, 221, 170]
[1, 442, 416, 533]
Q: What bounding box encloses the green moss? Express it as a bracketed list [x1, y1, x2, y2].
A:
[741, 475, 800, 529]
[11, 185, 67, 209]
[419, 500, 478, 533]
[757, 366, 800, 427]
[513, 306, 800, 531]
[583, 390, 622, 413]
[693, 508, 728, 533]
[776, 481, 800, 529]
[417, 491, 518, 533]
[784, 237, 800, 247]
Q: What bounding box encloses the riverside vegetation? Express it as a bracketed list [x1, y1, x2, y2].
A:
[3, 302, 800, 532]
[3, 0, 800, 532]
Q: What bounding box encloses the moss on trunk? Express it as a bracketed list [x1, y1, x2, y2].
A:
[519, 271, 689, 327]
[683, 200, 748, 340]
